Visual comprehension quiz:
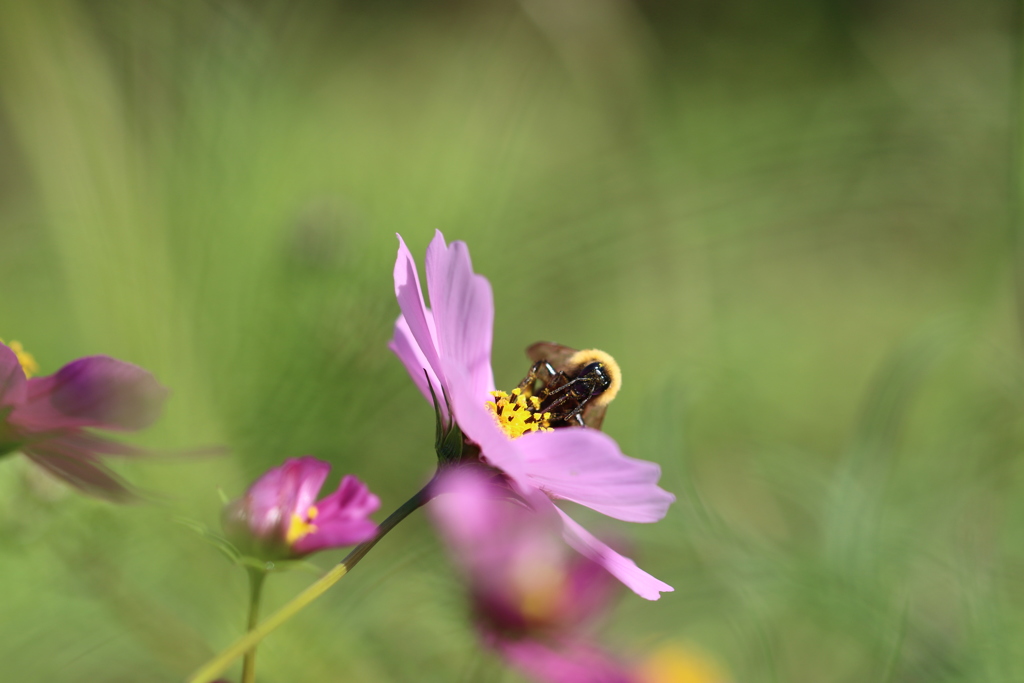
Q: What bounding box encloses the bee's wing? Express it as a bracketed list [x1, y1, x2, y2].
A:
[525, 341, 579, 372]
[581, 402, 608, 431]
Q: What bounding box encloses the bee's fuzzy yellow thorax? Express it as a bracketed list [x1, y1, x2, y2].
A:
[566, 348, 621, 406]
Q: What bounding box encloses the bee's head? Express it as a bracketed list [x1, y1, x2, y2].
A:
[566, 349, 621, 407]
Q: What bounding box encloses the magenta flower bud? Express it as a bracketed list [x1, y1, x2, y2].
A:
[0, 340, 168, 500]
[223, 456, 380, 561]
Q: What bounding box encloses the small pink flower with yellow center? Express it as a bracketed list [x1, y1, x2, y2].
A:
[222, 456, 380, 560]
[0, 338, 167, 500]
[389, 231, 674, 600]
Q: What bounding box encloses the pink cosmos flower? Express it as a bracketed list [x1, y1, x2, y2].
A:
[0, 340, 168, 500]
[431, 469, 635, 683]
[389, 231, 674, 600]
[222, 456, 380, 560]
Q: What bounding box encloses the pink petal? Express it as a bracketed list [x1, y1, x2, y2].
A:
[47, 431, 148, 457]
[393, 235, 447, 396]
[389, 314, 448, 423]
[293, 474, 380, 554]
[15, 356, 167, 432]
[552, 504, 673, 601]
[433, 469, 617, 635]
[247, 457, 330, 535]
[444, 362, 530, 487]
[562, 552, 621, 626]
[429, 468, 506, 547]
[519, 428, 675, 523]
[24, 442, 133, 501]
[292, 517, 376, 554]
[0, 343, 28, 409]
[493, 636, 634, 683]
[424, 231, 495, 398]
[430, 468, 559, 572]
[315, 474, 381, 520]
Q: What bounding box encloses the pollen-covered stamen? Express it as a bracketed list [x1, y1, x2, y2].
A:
[486, 387, 552, 439]
[286, 505, 319, 545]
[1, 339, 39, 378]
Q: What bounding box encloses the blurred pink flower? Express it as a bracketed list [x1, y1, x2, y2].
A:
[431, 469, 635, 683]
[0, 341, 168, 500]
[633, 644, 731, 683]
[389, 231, 674, 600]
[223, 456, 379, 559]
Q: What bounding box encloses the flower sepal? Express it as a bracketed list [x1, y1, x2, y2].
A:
[220, 498, 293, 562]
[428, 376, 465, 466]
[178, 516, 324, 575]
[0, 435, 21, 459]
[436, 420, 466, 467]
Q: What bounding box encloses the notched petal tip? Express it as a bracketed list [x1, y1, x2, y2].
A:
[553, 505, 673, 601]
[331, 474, 382, 515]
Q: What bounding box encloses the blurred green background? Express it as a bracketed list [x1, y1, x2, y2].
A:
[0, 0, 1021, 681]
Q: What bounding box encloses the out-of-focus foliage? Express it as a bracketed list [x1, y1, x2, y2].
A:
[0, 0, 1020, 681]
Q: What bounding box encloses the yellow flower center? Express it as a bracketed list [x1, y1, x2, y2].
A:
[486, 387, 552, 439]
[285, 505, 319, 545]
[0, 339, 39, 378]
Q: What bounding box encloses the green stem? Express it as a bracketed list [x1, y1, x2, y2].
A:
[186, 482, 435, 683]
[240, 568, 266, 683]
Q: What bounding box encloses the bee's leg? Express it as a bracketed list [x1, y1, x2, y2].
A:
[517, 361, 549, 394]
[543, 370, 575, 394]
[543, 390, 563, 406]
[519, 361, 561, 396]
[542, 386, 582, 417]
[562, 401, 585, 423]
[516, 362, 540, 392]
[536, 361, 558, 383]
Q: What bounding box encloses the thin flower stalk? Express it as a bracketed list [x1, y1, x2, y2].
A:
[241, 568, 266, 683]
[187, 483, 434, 683]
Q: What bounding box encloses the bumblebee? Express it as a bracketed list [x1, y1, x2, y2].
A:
[517, 342, 622, 430]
